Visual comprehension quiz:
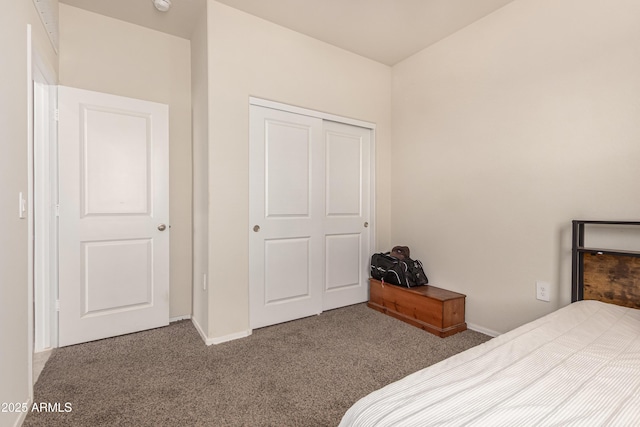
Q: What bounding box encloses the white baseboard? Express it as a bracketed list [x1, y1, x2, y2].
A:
[209, 329, 252, 345]
[191, 317, 252, 346]
[170, 314, 191, 322]
[467, 322, 501, 338]
[33, 348, 54, 385]
[13, 397, 32, 427]
[191, 317, 208, 344]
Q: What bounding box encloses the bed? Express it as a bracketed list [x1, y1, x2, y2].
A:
[340, 220, 640, 426]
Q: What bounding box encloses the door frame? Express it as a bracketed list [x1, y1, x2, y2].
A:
[33, 49, 58, 353]
[248, 97, 377, 325]
[28, 26, 60, 403]
[250, 97, 377, 132]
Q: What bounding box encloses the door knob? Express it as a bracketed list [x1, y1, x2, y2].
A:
[158, 224, 167, 231]
[253, 225, 260, 232]
[364, 222, 369, 228]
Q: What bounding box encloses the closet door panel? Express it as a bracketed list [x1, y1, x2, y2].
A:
[322, 121, 371, 311]
[249, 106, 323, 329]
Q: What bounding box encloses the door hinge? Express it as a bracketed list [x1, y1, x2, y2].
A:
[55, 300, 60, 312]
[55, 204, 60, 217]
[54, 108, 59, 122]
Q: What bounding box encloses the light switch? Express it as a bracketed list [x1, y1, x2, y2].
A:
[18, 192, 26, 219]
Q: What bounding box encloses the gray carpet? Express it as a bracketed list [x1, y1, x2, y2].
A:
[25, 303, 491, 427]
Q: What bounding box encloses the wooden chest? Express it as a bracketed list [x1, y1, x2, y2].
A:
[367, 278, 467, 338]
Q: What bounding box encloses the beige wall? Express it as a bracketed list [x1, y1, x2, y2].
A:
[391, 0, 640, 334]
[0, 2, 58, 426]
[59, 4, 193, 318]
[205, 1, 392, 339]
[191, 6, 209, 336]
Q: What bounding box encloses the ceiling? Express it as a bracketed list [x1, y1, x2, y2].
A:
[59, 0, 207, 40]
[59, 0, 516, 66]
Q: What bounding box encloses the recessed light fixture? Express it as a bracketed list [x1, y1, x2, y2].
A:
[152, 0, 171, 12]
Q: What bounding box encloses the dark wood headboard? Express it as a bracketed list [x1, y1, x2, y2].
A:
[572, 220, 640, 308]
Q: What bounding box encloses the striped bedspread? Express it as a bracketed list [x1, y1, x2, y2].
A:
[340, 300, 640, 426]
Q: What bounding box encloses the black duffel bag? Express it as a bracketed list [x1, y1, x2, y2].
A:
[370, 250, 428, 288]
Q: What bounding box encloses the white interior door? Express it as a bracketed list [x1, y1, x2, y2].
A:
[249, 105, 372, 329]
[58, 86, 170, 347]
[322, 121, 370, 311]
[249, 106, 324, 329]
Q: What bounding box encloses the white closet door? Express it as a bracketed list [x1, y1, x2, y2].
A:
[249, 105, 372, 329]
[58, 86, 170, 347]
[249, 106, 324, 329]
[322, 121, 371, 311]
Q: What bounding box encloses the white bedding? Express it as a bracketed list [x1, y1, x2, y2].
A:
[340, 300, 640, 426]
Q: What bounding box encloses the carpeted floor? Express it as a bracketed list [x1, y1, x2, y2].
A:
[25, 303, 491, 427]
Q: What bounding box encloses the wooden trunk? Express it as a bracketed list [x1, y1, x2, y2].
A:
[367, 278, 466, 338]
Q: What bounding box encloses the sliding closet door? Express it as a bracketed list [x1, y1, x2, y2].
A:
[249, 106, 324, 329]
[249, 105, 372, 329]
[322, 121, 370, 311]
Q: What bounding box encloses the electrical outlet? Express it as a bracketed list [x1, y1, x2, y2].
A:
[536, 281, 550, 302]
